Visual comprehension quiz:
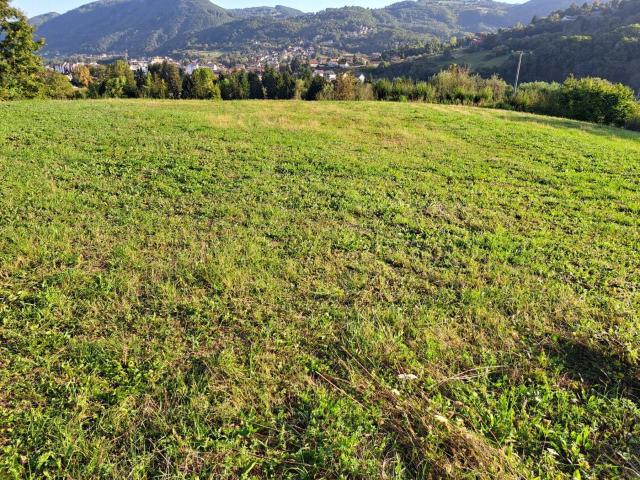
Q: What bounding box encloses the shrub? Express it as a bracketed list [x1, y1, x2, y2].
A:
[560, 76, 637, 127]
[335, 74, 359, 101]
[39, 71, 75, 99]
[373, 79, 392, 101]
[431, 65, 479, 104]
[625, 105, 640, 131]
[355, 82, 374, 101]
[306, 76, 327, 101]
[430, 66, 508, 106]
[415, 82, 436, 102]
[512, 82, 563, 116]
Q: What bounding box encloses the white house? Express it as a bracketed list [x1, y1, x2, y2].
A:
[185, 62, 199, 75]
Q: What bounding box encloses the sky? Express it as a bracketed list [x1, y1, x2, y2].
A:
[16, 0, 524, 18]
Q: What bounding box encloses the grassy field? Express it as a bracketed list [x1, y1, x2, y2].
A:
[0, 100, 639, 479]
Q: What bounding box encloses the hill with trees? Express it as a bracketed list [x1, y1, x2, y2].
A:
[28, 11, 59, 27]
[32, 0, 594, 57]
[375, 0, 640, 91]
[227, 5, 305, 19]
[35, 0, 232, 56]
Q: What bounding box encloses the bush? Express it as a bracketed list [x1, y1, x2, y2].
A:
[355, 82, 374, 101]
[560, 76, 637, 127]
[373, 78, 392, 101]
[431, 65, 479, 104]
[415, 82, 436, 102]
[430, 66, 508, 106]
[306, 76, 327, 101]
[39, 71, 75, 99]
[625, 106, 640, 131]
[512, 82, 563, 116]
[512, 77, 640, 130]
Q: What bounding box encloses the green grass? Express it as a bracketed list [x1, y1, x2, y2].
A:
[1, 100, 639, 479]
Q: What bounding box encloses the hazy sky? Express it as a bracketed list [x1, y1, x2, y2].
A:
[16, 0, 524, 18]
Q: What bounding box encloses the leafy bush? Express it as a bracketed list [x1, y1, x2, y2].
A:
[560, 76, 637, 127]
[512, 77, 640, 130]
[430, 66, 509, 105]
[431, 65, 480, 104]
[512, 82, 563, 116]
[39, 71, 75, 99]
[625, 106, 640, 131]
[373, 78, 392, 101]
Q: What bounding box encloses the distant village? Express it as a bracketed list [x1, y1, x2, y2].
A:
[48, 45, 384, 83]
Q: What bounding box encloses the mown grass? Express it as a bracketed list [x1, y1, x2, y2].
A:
[0, 100, 639, 479]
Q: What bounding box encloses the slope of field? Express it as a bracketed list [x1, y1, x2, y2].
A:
[0, 101, 639, 479]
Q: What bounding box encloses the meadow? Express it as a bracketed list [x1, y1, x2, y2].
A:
[0, 100, 639, 479]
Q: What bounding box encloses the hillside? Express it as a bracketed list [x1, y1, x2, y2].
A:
[481, 0, 640, 90]
[33, 0, 592, 57]
[376, 0, 640, 91]
[36, 0, 232, 56]
[28, 12, 59, 28]
[228, 5, 305, 19]
[160, 0, 586, 56]
[1, 100, 638, 479]
[507, 0, 594, 23]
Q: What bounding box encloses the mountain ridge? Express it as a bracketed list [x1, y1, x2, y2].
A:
[32, 0, 596, 57]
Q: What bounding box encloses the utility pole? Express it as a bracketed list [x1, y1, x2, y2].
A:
[514, 50, 524, 93]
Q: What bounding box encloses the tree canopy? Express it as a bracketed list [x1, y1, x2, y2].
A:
[0, 0, 45, 99]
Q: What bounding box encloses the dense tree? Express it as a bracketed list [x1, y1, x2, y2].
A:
[181, 73, 195, 99]
[72, 65, 92, 88]
[192, 68, 220, 100]
[107, 59, 137, 97]
[305, 76, 327, 101]
[151, 76, 168, 99]
[277, 68, 296, 99]
[149, 61, 182, 98]
[139, 72, 153, 98]
[248, 72, 264, 99]
[41, 70, 75, 99]
[262, 68, 279, 99]
[334, 73, 358, 100]
[0, 0, 45, 99]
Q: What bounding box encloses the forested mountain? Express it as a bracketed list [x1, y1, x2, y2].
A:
[483, 0, 640, 90]
[228, 5, 305, 19]
[28, 12, 59, 27]
[507, 0, 596, 24]
[169, 1, 522, 56]
[32, 0, 595, 57]
[376, 0, 640, 91]
[36, 0, 232, 56]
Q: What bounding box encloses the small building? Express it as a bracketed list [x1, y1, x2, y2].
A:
[185, 62, 199, 75]
[129, 60, 149, 72]
[324, 70, 337, 81]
